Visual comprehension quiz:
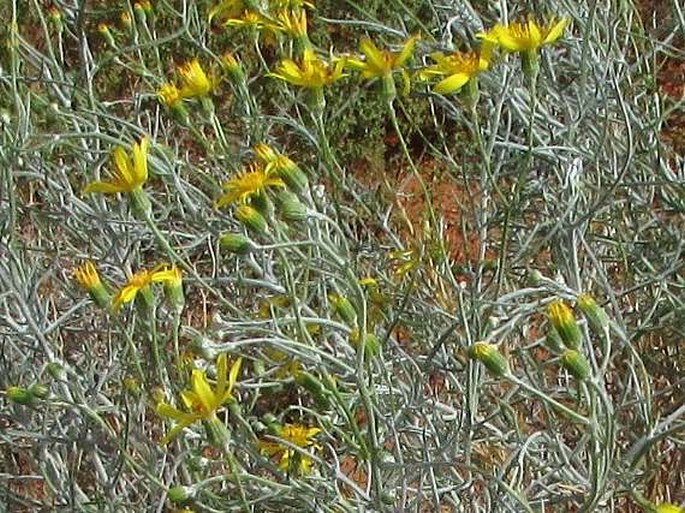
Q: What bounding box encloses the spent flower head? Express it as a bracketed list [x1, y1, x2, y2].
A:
[157, 353, 242, 444]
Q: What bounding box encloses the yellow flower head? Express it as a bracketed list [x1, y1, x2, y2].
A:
[112, 264, 181, 310]
[178, 59, 214, 98]
[270, 48, 346, 89]
[276, 8, 308, 38]
[260, 423, 322, 474]
[346, 34, 419, 79]
[224, 10, 280, 34]
[74, 261, 102, 290]
[208, 0, 248, 22]
[158, 83, 182, 108]
[655, 505, 685, 513]
[419, 50, 490, 94]
[84, 137, 149, 194]
[216, 164, 286, 208]
[478, 17, 569, 53]
[157, 353, 242, 444]
[270, 0, 315, 9]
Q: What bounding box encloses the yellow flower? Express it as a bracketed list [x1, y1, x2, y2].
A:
[157, 353, 242, 444]
[112, 265, 181, 310]
[74, 261, 111, 308]
[74, 261, 102, 290]
[419, 50, 490, 94]
[84, 137, 149, 194]
[276, 9, 308, 38]
[346, 35, 419, 79]
[260, 423, 322, 475]
[158, 83, 182, 108]
[216, 164, 286, 207]
[270, 48, 346, 89]
[270, 0, 314, 8]
[224, 10, 281, 35]
[478, 17, 569, 53]
[178, 59, 214, 98]
[655, 505, 684, 513]
[209, 0, 249, 22]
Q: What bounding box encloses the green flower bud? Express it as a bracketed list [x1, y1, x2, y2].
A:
[545, 325, 565, 353]
[220, 233, 255, 255]
[276, 191, 308, 222]
[468, 342, 509, 377]
[361, 332, 381, 358]
[6, 386, 34, 406]
[295, 371, 330, 408]
[561, 349, 591, 381]
[203, 416, 231, 451]
[577, 293, 610, 336]
[329, 293, 357, 326]
[548, 301, 582, 350]
[28, 384, 49, 400]
[235, 205, 268, 235]
[167, 485, 196, 504]
[128, 187, 152, 220]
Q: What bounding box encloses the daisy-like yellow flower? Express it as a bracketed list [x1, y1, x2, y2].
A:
[84, 137, 149, 194]
[419, 50, 490, 94]
[478, 17, 569, 53]
[178, 59, 214, 98]
[345, 34, 419, 79]
[112, 264, 181, 311]
[158, 82, 182, 108]
[260, 423, 322, 475]
[216, 164, 286, 208]
[157, 353, 242, 444]
[270, 48, 346, 89]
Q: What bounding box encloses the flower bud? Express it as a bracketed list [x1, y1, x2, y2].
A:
[28, 384, 49, 400]
[220, 233, 255, 255]
[235, 205, 268, 235]
[276, 191, 308, 222]
[548, 301, 582, 350]
[223, 53, 246, 85]
[561, 350, 591, 381]
[295, 371, 330, 408]
[577, 293, 610, 336]
[128, 187, 152, 220]
[361, 332, 381, 357]
[468, 342, 509, 376]
[203, 416, 231, 451]
[545, 325, 565, 353]
[74, 261, 111, 309]
[468, 342, 509, 377]
[6, 386, 34, 406]
[98, 23, 116, 48]
[167, 485, 196, 504]
[163, 267, 185, 313]
[329, 293, 357, 326]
